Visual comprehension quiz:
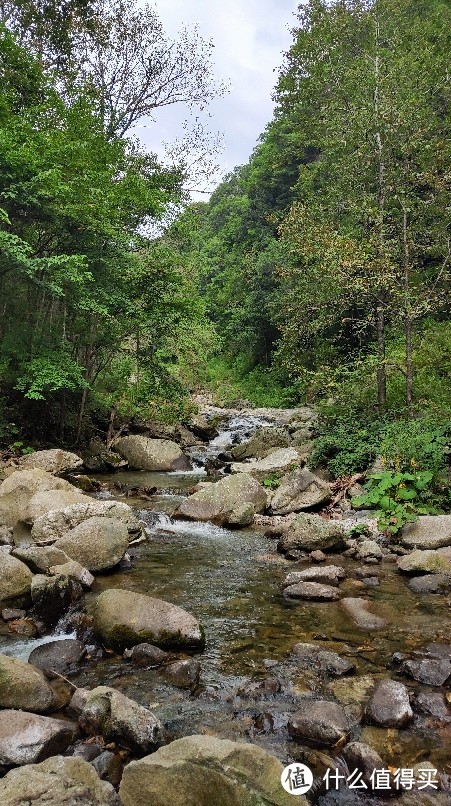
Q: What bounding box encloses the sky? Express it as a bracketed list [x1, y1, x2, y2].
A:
[135, 0, 300, 197]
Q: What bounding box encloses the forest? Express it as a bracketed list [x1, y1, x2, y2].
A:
[0, 0, 450, 488]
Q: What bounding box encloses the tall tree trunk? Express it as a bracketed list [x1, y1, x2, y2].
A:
[374, 15, 387, 411]
[376, 298, 387, 410]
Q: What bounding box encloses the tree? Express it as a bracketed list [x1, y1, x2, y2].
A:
[74, 0, 226, 139]
[275, 0, 450, 411]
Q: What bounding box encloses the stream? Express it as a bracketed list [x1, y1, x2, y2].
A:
[1, 413, 450, 801]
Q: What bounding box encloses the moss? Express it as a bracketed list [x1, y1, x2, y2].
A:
[95, 622, 206, 654]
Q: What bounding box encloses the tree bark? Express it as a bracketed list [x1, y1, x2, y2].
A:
[374, 15, 387, 412]
[376, 299, 386, 410]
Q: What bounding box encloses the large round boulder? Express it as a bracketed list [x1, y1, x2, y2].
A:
[397, 547, 451, 575]
[31, 500, 136, 546]
[78, 685, 163, 753]
[288, 700, 349, 746]
[0, 469, 86, 526]
[54, 517, 130, 572]
[28, 639, 86, 677]
[176, 473, 267, 525]
[278, 512, 345, 554]
[26, 489, 90, 524]
[0, 550, 32, 605]
[271, 468, 331, 515]
[114, 436, 190, 471]
[366, 679, 413, 727]
[92, 589, 204, 651]
[399, 515, 451, 550]
[0, 755, 119, 805]
[15, 449, 83, 475]
[0, 710, 76, 766]
[0, 653, 54, 713]
[119, 734, 301, 806]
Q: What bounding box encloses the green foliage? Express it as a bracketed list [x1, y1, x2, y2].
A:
[7, 440, 34, 455]
[204, 355, 297, 408]
[380, 419, 450, 476]
[0, 20, 219, 442]
[348, 523, 371, 538]
[352, 470, 437, 535]
[262, 473, 280, 490]
[310, 419, 383, 478]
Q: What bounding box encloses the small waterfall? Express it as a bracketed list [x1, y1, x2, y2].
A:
[137, 509, 175, 534]
[188, 414, 273, 467]
[210, 415, 272, 449]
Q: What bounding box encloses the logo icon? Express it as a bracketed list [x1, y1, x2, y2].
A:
[281, 763, 314, 795]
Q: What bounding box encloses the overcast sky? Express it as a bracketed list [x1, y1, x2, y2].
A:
[135, 0, 299, 196]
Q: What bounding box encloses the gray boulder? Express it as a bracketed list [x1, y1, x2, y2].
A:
[161, 659, 201, 689]
[398, 658, 451, 687]
[78, 686, 163, 753]
[92, 588, 204, 651]
[12, 544, 71, 573]
[124, 643, 169, 667]
[31, 500, 136, 545]
[0, 710, 76, 765]
[230, 448, 302, 481]
[176, 473, 267, 525]
[0, 653, 54, 713]
[271, 468, 331, 515]
[28, 639, 86, 677]
[282, 565, 346, 588]
[400, 515, 451, 550]
[397, 547, 451, 575]
[414, 692, 451, 719]
[341, 597, 386, 630]
[15, 449, 83, 475]
[0, 469, 85, 526]
[226, 501, 257, 526]
[0, 549, 32, 605]
[115, 436, 190, 471]
[231, 426, 291, 460]
[283, 581, 341, 600]
[366, 679, 413, 727]
[278, 513, 345, 554]
[355, 539, 383, 561]
[288, 700, 349, 746]
[26, 489, 90, 524]
[54, 517, 130, 572]
[119, 734, 301, 806]
[0, 755, 119, 805]
[292, 643, 354, 677]
[49, 560, 95, 588]
[409, 574, 451, 594]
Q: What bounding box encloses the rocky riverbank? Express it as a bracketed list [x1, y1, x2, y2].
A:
[0, 408, 450, 804]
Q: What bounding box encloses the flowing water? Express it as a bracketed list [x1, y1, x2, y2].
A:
[1, 414, 450, 800]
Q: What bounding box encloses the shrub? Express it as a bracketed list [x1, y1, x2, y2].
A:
[352, 470, 437, 535]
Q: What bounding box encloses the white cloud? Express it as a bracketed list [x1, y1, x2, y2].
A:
[135, 0, 299, 194]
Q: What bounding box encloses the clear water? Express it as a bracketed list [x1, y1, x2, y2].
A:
[1, 414, 450, 800]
